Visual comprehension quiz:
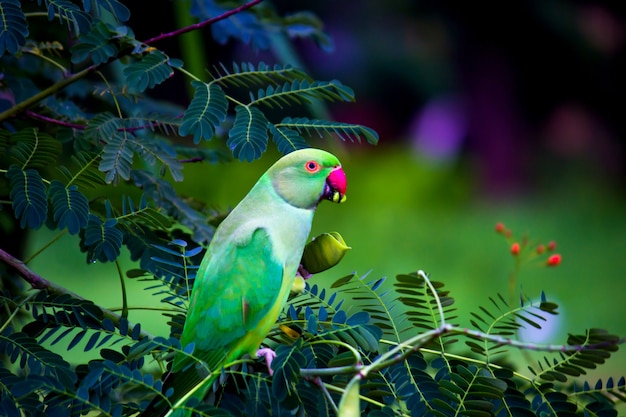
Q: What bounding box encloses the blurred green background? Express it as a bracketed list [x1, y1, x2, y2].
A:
[24, 0, 626, 385]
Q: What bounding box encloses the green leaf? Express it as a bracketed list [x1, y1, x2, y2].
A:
[124, 50, 175, 92]
[99, 133, 134, 183]
[0, 0, 29, 56]
[8, 128, 62, 169]
[276, 117, 379, 145]
[82, 0, 130, 22]
[48, 180, 90, 234]
[81, 214, 123, 263]
[179, 81, 228, 143]
[251, 79, 355, 108]
[57, 151, 106, 189]
[227, 105, 269, 161]
[43, 0, 91, 36]
[71, 21, 117, 64]
[84, 111, 121, 144]
[6, 165, 48, 229]
[268, 124, 308, 154]
[271, 342, 307, 401]
[131, 170, 215, 244]
[0, 327, 76, 388]
[129, 135, 183, 182]
[211, 61, 312, 89]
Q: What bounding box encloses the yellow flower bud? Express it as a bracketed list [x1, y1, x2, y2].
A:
[291, 275, 306, 293]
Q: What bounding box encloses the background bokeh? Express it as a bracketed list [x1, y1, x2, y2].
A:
[26, 0, 626, 385]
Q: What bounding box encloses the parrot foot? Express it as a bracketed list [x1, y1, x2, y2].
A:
[256, 347, 277, 376]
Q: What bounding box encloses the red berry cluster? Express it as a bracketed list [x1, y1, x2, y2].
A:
[495, 222, 562, 267]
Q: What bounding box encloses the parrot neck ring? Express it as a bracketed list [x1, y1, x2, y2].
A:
[323, 167, 347, 203]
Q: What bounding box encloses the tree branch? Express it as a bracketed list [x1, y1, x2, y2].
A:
[143, 0, 264, 45]
[0, 247, 153, 340]
[0, 0, 264, 122]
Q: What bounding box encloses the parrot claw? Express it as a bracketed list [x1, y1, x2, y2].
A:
[256, 347, 277, 376]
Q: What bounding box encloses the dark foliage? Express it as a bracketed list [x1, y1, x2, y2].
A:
[0, 1, 623, 416]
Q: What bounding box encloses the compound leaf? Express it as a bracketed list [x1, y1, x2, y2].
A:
[0, 0, 29, 56]
[124, 50, 175, 92]
[48, 180, 90, 235]
[8, 128, 62, 169]
[6, 165, 48, 229]
[71, 21, 117, 64]
[81, 214, 123, 263]
[179, 81, 228, 144]
[227, 105, 268, 161]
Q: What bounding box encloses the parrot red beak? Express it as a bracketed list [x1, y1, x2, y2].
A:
[323, 166, 347, 203]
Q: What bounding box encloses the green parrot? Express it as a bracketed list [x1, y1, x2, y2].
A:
[143, 148, 347, 416]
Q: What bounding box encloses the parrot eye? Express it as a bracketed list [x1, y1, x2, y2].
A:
[305, 160, 320, 173]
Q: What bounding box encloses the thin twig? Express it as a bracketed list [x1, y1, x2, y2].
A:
[0, 247, 153, 340]
[142, 0, 264, 46]
[0, 0, 264, 122]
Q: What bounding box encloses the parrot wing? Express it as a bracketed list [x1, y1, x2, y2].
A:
[166, 225, 286, 406]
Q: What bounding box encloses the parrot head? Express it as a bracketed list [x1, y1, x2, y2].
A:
[269, 148, 347, 209]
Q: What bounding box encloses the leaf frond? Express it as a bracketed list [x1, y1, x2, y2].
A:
[0, 0, 28, 56]
[211, 61, 312, 89]
[7, 128, 62, 169]
[250, 80, 355, 109]
[274, 117, 379, 145]
[6, 165, 48, 229]
[227, 105, 269, 161]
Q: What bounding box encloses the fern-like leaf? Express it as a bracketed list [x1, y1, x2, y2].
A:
[271, 341, 307, 402]
[441, 365, 507, 416]
[0, 0, 28, 56]
[70, 21, 117, 64]
[466, 292, 558, 360]
[179, 81, 228, 144]
[77, 359, 161, 415]
[8, 127, 62, 169]
[125, 232, 200, 292]
[57, 151, 106, 189]
[329, 272, 406, 342]
[227, 105, 269, 161]
[211, 62, 312, 89]
[82, 0, 130, 22]
[39, 0, 91, 35]
[386, 352, 440, 416]
[275, 117, 379, 145]
[124, 50, 180, 92]
[84, 112, 123, 144]
[99, 132, 134, 183]
[115, 195, 174, 231]
[394, 272, 456, 331]
[0, 368, 31, 417]
[6, 165, 48, 229]
[128, 135, 184, 181]
[81, 214, 123, 262]
[529, 329, 620, 383]
[268, 124, 308, 154]
[22, 290, 103, 339]
[0, 327, 77, 387]
[48, 180, 90, 235]
[129, 239, 201, 310]
[131, 170, 215, 244]
[251, 80, 355, 108]
[573, 376, 626, 410]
